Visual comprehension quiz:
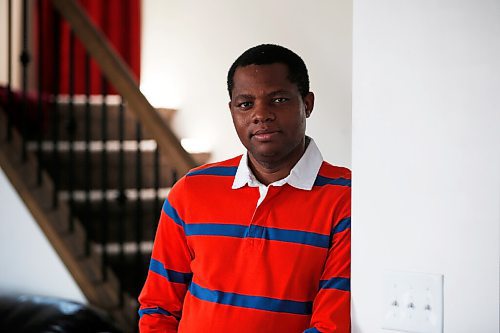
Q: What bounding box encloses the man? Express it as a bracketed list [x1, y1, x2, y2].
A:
[138, 44, 351, 332]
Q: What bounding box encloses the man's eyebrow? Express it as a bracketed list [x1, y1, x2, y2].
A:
[267, 89, 292, 96]
[232, 90, 292, 100]
[232, 94, 254, 100]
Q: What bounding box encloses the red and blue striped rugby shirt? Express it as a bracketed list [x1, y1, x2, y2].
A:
[138, 143, 351, 332]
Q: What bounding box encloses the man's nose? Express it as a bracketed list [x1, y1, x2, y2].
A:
[252, 103, 275, 124]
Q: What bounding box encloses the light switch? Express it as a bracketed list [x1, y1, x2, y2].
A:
[382, 270, 443, 333]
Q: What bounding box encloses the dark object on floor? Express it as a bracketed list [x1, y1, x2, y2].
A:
[0, 293, 123, 333]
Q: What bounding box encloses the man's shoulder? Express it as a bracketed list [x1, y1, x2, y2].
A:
[316, 161, 351, 186]
[184, 155, 242, 177]
[170, 155, 243, 196]
[319, 161, 351, 178]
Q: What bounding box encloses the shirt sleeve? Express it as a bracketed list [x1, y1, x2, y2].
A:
[138, 177, 193, 333]
[305, 188, 351, 333]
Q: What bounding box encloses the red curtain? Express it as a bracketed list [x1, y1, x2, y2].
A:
[38, 0, 141, 95]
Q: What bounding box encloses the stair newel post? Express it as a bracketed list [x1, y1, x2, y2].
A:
[135, 121, 144, 295]
[84, 52, 92, 256]
[6, 0, 13, 142]
[117, 96, 126, 306]
[67, 30, 76, 232]
[20, 0, 31, 162]
[100, 78, 109, 281]
[36, 0, 44, 185]
[51, 8, 61, 209]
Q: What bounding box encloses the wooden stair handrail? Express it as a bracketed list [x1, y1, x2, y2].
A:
[50, 0, 197, 174]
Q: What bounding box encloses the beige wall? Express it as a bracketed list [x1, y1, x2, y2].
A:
[0, 0, 21, 90]
[0, 0, 37, 91]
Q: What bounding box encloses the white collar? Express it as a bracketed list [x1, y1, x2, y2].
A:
[232, 137, 323, 191]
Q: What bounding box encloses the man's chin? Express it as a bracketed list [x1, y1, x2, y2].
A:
[248, 150, 283, 166]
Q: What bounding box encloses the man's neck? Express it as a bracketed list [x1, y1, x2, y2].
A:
[248, 137, 310, 186]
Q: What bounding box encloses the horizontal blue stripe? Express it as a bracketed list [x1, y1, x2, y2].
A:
[184, 223, 329, 248]
[304, 328, 321, 333]
[189, 282, 312, 315]
[332, 217, 351, 235]
[185, 223, 247, 238]
[149, 258, 192, 284]
[319, 277, 350, 292]
[162, 199, 185, 227]
[314, 175, 351, 187]
[187, 166, 238, 177]
[138, 307, 175, 318]
[251, 225, 330, 248]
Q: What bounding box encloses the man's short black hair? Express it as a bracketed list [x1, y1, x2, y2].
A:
[227, 44, 310, 98]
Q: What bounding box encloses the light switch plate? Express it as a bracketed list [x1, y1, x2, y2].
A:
[382, 270, 443, 333]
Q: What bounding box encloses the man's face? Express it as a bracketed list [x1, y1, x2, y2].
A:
[229, 63, 314, 167]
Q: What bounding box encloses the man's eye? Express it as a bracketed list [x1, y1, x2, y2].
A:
[237, 101, 253, 108]
[273, 97, 289, 104]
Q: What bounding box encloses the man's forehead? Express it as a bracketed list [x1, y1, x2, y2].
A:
[232, 64, 295, 90]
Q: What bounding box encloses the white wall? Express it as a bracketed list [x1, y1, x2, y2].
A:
[0, 167, 86, 303]
[141, 0, 352, 167]
[352, 1, 500, 332]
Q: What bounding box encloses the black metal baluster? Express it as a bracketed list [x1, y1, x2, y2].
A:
[20, 0, 30, 161]
[6, 0, 13, 141]
[51, 9, 60, 209]
[152, 143, 160, 232]
[84, 53, 92, 256]
[171, 169, 178, 188]
[117, 96, 126, 305]
[135, 122, 143, 295]
[100, 78, 109, 281]
[36, 0, 44, 185]
[153, 145, 160, 238]
[67, 30, 76, 232]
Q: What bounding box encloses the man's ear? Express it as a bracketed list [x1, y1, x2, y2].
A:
[304, 92, 315, 118]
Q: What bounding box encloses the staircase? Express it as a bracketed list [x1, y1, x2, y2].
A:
[29, 97, 201, 295]
[0, 0, 204, 331]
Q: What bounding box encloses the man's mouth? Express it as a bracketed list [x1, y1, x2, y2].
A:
[252, 129, 280, 141]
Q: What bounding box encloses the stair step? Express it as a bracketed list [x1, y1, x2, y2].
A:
[32, 142, 177, 190]
[59, 188, 170, 201]
[94, 241, 154, 256]
[28, 140, 209, 190]
[28, 139, 159, 152]
[71, 195, 164, 243]
[96, 246, 151, 297]
[27, 140, 211, 164]
[27, 98, 175, 141]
